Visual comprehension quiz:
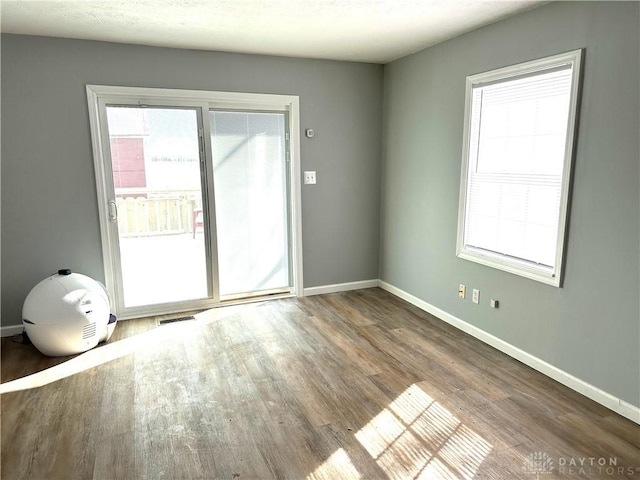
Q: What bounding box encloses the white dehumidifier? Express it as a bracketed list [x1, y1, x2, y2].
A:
[22, 269, 117, 356]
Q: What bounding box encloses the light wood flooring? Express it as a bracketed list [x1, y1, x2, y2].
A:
[1, 288, 639, 479]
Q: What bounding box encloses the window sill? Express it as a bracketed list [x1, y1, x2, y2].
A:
[457, 248, 561, 288]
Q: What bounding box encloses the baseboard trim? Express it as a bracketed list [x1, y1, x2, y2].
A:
[1, 324, 24, 338]
[378, 280, 640, 424]
[303, 279, 379, 296]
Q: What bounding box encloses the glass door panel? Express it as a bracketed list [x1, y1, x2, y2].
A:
[105, 106, 209, 307]
[210, 111, 291, 297]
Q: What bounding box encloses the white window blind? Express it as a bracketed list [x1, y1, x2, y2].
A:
[457, 50, 583, 286]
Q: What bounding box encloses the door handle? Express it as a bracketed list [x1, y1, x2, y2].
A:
[109, 200, 118, 222]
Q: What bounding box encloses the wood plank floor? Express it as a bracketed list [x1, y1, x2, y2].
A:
[1, 288, 639, 479]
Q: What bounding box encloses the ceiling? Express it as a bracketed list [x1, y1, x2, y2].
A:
[0, 1, 545, 64]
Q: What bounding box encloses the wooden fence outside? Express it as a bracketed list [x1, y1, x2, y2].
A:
[115, 189, 202, 237]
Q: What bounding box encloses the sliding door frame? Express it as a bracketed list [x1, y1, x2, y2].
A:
[86, 85, 303, 319]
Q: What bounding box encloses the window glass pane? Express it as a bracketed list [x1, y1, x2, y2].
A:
[210, 111, 290, 297]
[474, 68, 572, 176]
[106, 106, 209, 307]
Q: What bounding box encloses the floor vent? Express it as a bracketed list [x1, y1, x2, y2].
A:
[159, 316, 195, 325]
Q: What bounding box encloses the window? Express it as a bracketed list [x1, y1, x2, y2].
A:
[456, 50, 583, 286]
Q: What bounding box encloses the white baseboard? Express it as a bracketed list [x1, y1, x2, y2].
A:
[378, 280, 640, 425]
[1, 324, 24, 338]
[303, 279, 379, 296]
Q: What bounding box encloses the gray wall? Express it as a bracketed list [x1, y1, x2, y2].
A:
[1, 35, 383, 326]
[380, 1, 640, 407]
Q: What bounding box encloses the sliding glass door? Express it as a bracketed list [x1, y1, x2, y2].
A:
[87, 86, 301, 319]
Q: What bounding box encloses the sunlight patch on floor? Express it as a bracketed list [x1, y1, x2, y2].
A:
[355, 384, 492, 479]
[0, 305, 242, 394]
[306, 448, 361, 480]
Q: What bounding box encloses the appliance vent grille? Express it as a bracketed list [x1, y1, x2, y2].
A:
[82, 322, 97, 340]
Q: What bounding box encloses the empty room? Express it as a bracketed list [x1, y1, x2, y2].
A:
[1, 1, 639, 478]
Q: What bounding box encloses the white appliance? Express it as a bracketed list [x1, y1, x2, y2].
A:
[22, 269, 117, 356]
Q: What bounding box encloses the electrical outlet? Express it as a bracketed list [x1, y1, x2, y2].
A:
[472, 289, 480, 304]
[458, 284, 466, 299]
[304, 171, 317, 185]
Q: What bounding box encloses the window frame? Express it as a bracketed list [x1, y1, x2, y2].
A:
[456, 49, 584, 287]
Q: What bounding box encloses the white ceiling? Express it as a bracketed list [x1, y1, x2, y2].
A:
[0, 1, 544, 64]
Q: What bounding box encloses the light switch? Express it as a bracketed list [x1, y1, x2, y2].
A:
[304, 171, 317, 185]
[472, 289, 480, 304]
